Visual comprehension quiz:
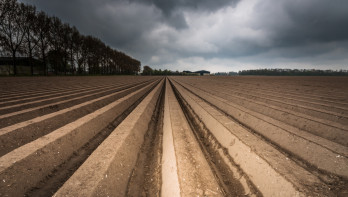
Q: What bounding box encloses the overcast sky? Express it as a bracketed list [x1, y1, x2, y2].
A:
[20, 0, 348, 72]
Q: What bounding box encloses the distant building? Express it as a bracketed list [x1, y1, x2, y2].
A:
[183, 70, 210, 76]
[195, 70, 210, 76]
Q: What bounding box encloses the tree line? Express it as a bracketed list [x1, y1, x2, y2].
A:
[142, 65, 182, 75]
[0, 0, 140, 75]
[238, 69, 348, 76]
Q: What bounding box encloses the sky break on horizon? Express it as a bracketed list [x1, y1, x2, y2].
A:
[19, 0, 348, 73]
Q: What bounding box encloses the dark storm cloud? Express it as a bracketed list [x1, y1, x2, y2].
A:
[202, 0, 348, 60]
[252, 0, 348, 47]
[131, 0, 238, 15]
[19, 0, 162, 59]
[129, 0, 240, 29]
[18, 0, 348, 71]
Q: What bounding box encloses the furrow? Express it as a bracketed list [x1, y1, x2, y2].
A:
[171, 78, 348, 179]
[0, 79, 157, 156]
[170, 78, 346, 196]
[0, 79, 159, 197]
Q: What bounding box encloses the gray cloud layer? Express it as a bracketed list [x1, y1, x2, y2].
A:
[19, 0, 348, 72]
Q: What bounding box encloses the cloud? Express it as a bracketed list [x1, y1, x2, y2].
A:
[130, 0, 239, 16]
[252, 0, 348, 46]
[19, 0, 348, 71]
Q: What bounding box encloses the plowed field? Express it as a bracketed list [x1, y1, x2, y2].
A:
[0, 76, 347, 196]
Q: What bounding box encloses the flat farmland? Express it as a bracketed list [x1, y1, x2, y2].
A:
[0, 76, 347, 196]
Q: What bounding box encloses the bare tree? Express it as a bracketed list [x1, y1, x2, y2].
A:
[0, 0, 27, 75]
[36, 11, 51, 75]
[48, 16, 63, 75]
[70, 26, 81, 74]
[0, 0, 9, 58]
[61, 23, 72, 74]
[23, 4, 39, 75]
[0, 0, 141, 76]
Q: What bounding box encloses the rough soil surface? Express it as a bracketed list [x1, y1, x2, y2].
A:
[126, 81, 165, 197]
[0, 76, 347, 196]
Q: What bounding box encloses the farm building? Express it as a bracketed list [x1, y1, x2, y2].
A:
[195, 70, 210, 76]
[183, 70, 210, 76]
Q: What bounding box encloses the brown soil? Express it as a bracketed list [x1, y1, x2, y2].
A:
[0, 80, 155, 156]
[0, 76, 347, 197]
[170, 76, 348, 196]
[126, 80, 165, 197]
[25, 81, 153, 196]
